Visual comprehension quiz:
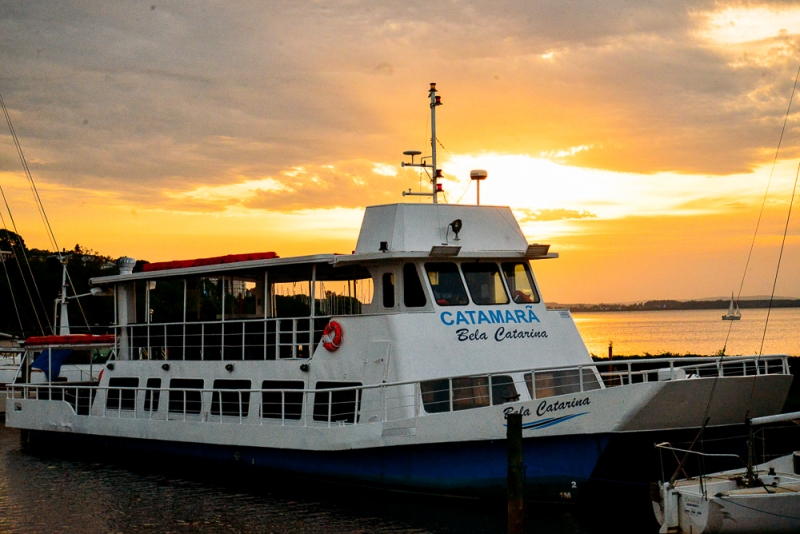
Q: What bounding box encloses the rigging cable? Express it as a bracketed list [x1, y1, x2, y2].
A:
[0, 91, 91, 331]
[722, 64, 800, 354]
[670, 64, 800, 485]
[0, 92, 58, 253]
[0, 224, 25, 336]
[744, 160, 799, 419]
[0, 186, 46, 334]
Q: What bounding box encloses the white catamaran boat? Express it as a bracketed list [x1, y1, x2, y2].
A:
[723, 293, 742, 321]
[5, 84, 794, 502]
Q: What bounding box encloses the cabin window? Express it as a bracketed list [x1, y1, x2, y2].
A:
[461, 263, 509, 305]
[524, 369, 601, 399]
[452, 377, 490, 410]
[210, 379, 251, 417]
[314, 277, 373, 315]
[424, 263, 469, 306]
[490, 375, 519, 405]
[420, 376, 517, 414]
[106, 377, 139, 410]
[313, 381, 362, 423]
[403, 263, 427, 307]
[382, 273, 395, 308]
[168, 378, 204, 414]
[502, 262, 540, 304]
[261, 380, 304, 420]
[144, 378, 161, 413]
[420, 379, 450, 413]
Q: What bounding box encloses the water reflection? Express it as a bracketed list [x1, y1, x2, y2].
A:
[574, 308, 800, 357]
[0, 421, 632, 533]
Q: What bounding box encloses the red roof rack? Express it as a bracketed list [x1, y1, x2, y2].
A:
[25, 334, 115, 346]
[142, 252, 279, 273]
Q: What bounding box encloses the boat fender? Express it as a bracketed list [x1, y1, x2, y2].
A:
[322, 321, 343, 352]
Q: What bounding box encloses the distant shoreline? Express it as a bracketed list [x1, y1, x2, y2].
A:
[547, 298, 800, 313]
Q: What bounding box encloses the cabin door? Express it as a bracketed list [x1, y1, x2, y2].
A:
[364, 341, 390, 384]
[360, 341, 390, 422]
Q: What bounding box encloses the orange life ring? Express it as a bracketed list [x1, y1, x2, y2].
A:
[322, 321, 343, 352]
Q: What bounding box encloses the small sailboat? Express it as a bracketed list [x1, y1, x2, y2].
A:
[653, 412, 800, 534]
[722, 292, 741, 320]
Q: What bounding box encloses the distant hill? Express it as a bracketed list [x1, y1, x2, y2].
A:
[546, 298, 800, 312]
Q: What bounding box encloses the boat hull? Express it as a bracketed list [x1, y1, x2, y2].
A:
[24, 427, 610, 501]
[22, 421, 779, 507]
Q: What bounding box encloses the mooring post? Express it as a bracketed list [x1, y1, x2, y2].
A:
[608, 340, 613, 359]
[507, 412, 523, 534]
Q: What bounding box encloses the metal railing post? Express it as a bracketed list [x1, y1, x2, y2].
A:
[292, 319, 298, 359]
[327, 389, 333, 427]
[382, 384, 387, 422]
[448, 379, 454, 412]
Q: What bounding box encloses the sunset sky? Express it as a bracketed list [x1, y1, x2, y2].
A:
[2, 1, 800, 304]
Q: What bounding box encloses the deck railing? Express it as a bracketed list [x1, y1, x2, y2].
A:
[7, 355, 790, 427]
[118, 316, 334, 361]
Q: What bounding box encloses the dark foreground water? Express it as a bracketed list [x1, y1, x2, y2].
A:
[0, 421, 660, 534]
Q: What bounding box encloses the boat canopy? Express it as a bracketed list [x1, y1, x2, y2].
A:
[24, 334, 115, 347]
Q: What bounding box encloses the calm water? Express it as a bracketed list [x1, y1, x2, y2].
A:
[573, 307, 800, 357]
[0, 421, 654, 534]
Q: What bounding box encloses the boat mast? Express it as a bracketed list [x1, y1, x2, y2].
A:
[401, 83, 444, 203]
[56, 260, 70, 335]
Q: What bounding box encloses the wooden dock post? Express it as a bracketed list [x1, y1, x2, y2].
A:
[507, 412, 523, 534]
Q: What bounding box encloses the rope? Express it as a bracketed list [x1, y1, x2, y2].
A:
[674, 64, 800, 484]
[1, 91, 90, 331]
[0, 186, 46, 334]
[454, 179, 472, 205]
[722, 64, 800, 354]
[0, 91, 60, 255]
[0, 232, 24, 335]
[745, 160, 799, 417]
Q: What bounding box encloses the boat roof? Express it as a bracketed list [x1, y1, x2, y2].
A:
[90, 203, 557, 285]
[24, 334, 115, 348]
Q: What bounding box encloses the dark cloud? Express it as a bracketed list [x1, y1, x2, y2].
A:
[1, 0, 799, 208]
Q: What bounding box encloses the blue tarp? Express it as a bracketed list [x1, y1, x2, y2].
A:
[31, 349, 73, 381]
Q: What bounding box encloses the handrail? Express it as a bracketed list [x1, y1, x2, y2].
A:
[655, 442, 744, 462]
[7, 354, 789, 398]
[8, 354, 790, 428]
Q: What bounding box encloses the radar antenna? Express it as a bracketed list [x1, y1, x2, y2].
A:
[401, 83, 443, 204]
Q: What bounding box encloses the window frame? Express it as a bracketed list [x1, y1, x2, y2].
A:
[501, 261, 541, 304]
[424, 262, 470, 307]
[460, 262, 510, 306]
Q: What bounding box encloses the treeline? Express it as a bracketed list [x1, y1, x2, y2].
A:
[0, 230, 121, 339]
[552, 299, 800, 313]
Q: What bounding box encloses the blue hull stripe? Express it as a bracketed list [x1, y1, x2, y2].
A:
[30, 430, 611, 499]
[521, 412, 588, 430]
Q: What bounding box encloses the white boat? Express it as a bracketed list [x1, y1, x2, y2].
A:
[653, 412, 800, 533]
[722, 293, 741, 320]
[5, 84, 794, 502]
[0, 346, 23, 414]
[1, 334, 114, 415]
